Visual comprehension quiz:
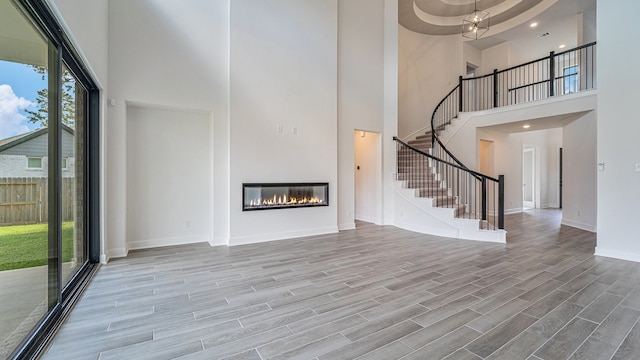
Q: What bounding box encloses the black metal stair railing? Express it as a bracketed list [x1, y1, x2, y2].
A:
[394, 137, 504, 230]
[460, 41, 597, 112]
[431, 42, 596, 165]
[417, 42, 597, 232]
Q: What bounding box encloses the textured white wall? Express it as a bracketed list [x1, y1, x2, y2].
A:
[596, 0, 640, 262]
[398, 28, 463, 138]
[228, 0, 338, 245]
[562, 111, 596, 231]
[337, 0, 385, 230]
[126, 105, 212, 250]
[106, 0, 230, 256]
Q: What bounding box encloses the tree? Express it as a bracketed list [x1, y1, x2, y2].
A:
[25, 65, 76, 128]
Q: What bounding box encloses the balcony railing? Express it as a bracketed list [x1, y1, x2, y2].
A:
[431, 42, 596, 170]
[460, 42, 597, 112]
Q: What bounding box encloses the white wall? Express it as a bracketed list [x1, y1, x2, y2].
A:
[596, 0, 640, 262]
[562, 111, 596, 231]
[481, 42, 510, 75]
[337, 0, 385, 230]
[583, 7, 597, 44]
[479, 14, 586, 76]
[463, 42, 482, 74]
[126, 105, 212, 249]
[382, 0, 399, 226]
[477, 127, 561, 214]
[228, 0, 338, 245]
[107, 0, 229, 257]
[398, 28, 463, 137]
[48, 0, 108, 87]
[354, 131, 381, 223]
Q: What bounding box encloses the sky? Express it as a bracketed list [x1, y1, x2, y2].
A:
[0, 60, 47, 140]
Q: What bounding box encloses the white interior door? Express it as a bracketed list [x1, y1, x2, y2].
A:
[523, 147, 535, 209]
[354, 130, 382, 224]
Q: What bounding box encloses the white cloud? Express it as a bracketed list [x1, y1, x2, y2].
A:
[0, 84, 34, 140]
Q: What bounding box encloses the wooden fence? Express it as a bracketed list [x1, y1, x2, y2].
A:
[0, 177, 75, 226]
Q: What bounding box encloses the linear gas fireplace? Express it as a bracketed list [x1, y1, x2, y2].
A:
[243, 183, 329, 211]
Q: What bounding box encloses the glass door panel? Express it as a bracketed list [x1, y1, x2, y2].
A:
[0, 0, 53, 357]
[60, 64, 86, 285]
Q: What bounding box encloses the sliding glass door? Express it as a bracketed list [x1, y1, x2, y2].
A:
[0, 1, 54, 356]
[0, 1, 99, 358]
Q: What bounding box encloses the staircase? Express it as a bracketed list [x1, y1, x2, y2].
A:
[393, 42, 597, 242]
[394, 126, 505, 241]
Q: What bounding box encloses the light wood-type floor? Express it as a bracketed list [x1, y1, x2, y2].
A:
[41, 209, 640, 359]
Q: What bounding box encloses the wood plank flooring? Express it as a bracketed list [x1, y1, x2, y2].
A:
[41, 210, 640, 359]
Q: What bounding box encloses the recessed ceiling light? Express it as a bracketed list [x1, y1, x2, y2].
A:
[530, 22, 538, 28]
[559, 44, 566, 49]
[523, 124, 531, 129]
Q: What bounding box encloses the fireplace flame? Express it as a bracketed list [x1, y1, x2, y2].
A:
[248, 194, 324, 207]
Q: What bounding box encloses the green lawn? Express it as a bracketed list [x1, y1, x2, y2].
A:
[0, 222, 74, 271]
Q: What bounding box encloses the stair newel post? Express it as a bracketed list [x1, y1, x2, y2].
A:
[549, 51, 555, 97]
[458, 75, 463, 112]
[498, 175, 505, 230]
[481, 177, 487, 221]
[493, 69, 499, 108]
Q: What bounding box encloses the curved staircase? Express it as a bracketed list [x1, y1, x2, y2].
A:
[394, 42, 597, 242]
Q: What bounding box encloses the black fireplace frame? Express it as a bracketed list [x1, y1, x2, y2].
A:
[242, 182, 329, 211]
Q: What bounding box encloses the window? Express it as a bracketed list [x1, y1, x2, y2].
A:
[563, 66, 578, 94]
[27, 157, 43, 169]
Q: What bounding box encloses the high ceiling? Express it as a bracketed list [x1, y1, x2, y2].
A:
[399, 0, 597, 49]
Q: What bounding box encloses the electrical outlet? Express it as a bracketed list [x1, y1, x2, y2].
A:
[636, 163, 640, 173]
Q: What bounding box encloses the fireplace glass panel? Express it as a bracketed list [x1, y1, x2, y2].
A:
[243, 183, 329, 211]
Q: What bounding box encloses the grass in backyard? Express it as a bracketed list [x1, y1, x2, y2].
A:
[0, 222, 74, 271]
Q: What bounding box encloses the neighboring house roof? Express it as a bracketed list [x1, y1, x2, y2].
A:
[0, 125, 75, 153]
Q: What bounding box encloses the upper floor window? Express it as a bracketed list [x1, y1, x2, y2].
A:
[563, 66, 578, 94]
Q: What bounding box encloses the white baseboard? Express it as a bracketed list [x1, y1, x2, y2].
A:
[99, 253, 108, 264]
[209, 236, 228, 246]
[393, 220, 459, 239]
[505, 208, 523, 215]
[547, 203, 559, 208]
[339, 223, 356, 231]
[355, 214, 382, 224]
[595, 247, 640, 263]
[108, 247, 128, 260]
[128, 236, 211, 251]
[229, 226, 339, 246]
[561, 218, 596, 232]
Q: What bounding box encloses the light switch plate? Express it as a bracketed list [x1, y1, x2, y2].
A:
[597, 162, 605, 171]
[636, 163, 640, 173]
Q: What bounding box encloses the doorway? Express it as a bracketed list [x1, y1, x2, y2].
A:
[479, 139, 495, 176]
[559, 148, 563, 209]
[523, 147, 536, 209]
[354, 130, 382, 225]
